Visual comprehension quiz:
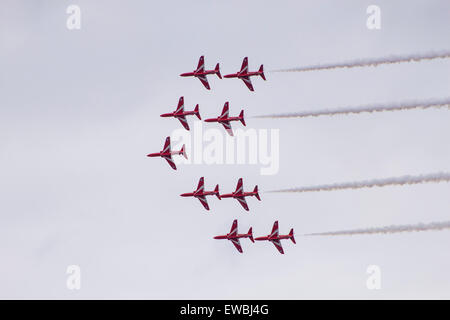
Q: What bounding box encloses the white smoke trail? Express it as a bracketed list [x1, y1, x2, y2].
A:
[254, 98, 450, 119]
[269, 172, 450, 194]
[304, 221, 450, 236]
[272, 51, 450, 72]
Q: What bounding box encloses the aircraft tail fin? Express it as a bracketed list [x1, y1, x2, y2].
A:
[194, 104, 201, 120]
[259, 65, 266, 80]
[180, 145, 188, 159]
[254, 185, 261, 201]
[215, 63, 222, 79]
[289, 228, 296, 244]
[239, 110, 246, 126]
[248, 227, 254, 243]
[214, 184, 221, 199]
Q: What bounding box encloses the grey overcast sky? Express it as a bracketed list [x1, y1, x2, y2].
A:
[0, 0, 449, 299]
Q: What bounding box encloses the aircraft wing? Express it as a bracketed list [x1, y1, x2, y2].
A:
[241, 76, 254, 91]
[229, 219, 238, 237]
[196, 56, 205, 73]
[230, 238, 243, 253]
[271, 239, 284, 254]
[197, 75, 210, 90]
[270, 221, 279, 238]
[177, 115, 190, 130]
[235, 178, 243, 193]
[195, 177, 205, 194]
[236, 197, 249, 211]
[163, 155, 177, 170]
[221, 121, 233, 136]
[175, 96, 184, 113]
[197, 195, 210, 210]
[240, 57, 248, 73]
[162, 136, 171, 153]
[219, 102, 229, 119]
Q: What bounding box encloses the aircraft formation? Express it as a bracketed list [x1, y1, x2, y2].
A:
[180, 56, 266, 91]
[159, 97, 245, 136]
[214, 220, 295, 254]
[148, 56, 296, 254]
[149, 51, 450, 254]
[181, 177, 260, 211]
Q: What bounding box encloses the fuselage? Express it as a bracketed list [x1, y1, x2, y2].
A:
[180, 191, 217, 198]
[255, 234, 291, 241]
[147, 150, 179, 158]
[224, 71, 261, 78]
[214, 233, 251, 240]
[180, 70, 217, 77]
[220, 191, 257, 199]
[204, 116, 241, 123]
[160, 111, 196, 118]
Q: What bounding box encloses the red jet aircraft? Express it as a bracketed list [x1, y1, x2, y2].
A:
[224, 57, 266, 91]
[255, 221, 295, 254]
[160, 96, 201, 131]
[214, 219, 254, 253]
[146, 136, 187, 170]
[220, 178, 260, 211]
[180, 177, 220, 211]
[180, 56, 221, 90]
[204, 102, 245, 136]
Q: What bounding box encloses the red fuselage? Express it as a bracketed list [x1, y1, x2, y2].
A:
[254, 234, 291, 241]
[160, 110, 197, 118]
[180, 70, 217, 78]
[223, 71, 262, 79]
[146, 150, 181, 158]
[204, 116, 242, 123]
[214, 233, 251, 240]
[220, 191, 257, 199]
[180, 190, 218, 198]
